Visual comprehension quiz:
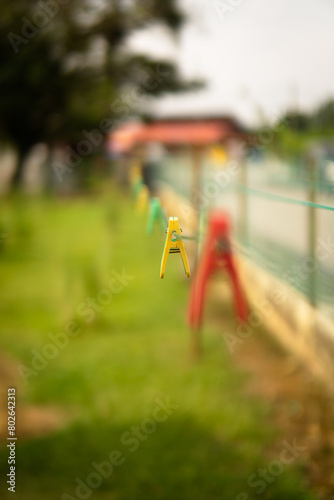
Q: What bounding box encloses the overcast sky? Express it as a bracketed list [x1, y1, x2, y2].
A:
[127, 0, 334, 126]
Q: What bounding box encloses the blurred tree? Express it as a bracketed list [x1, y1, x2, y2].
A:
[276, 111, 310, 133]
[312, 100, 334, 132]
[0, 0, 199, 189]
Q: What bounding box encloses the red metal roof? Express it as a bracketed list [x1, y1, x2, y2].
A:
[110, 119, 241, 152]
[135, 121, 234, 145]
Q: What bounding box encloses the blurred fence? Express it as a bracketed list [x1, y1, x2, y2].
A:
[159, 150, 334, 321]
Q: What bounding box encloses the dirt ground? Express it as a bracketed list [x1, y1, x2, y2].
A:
[235, 332, 334, 499]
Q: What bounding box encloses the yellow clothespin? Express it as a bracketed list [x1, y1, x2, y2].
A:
[135, 184, 149, 213]
[160, 217, 191, 279]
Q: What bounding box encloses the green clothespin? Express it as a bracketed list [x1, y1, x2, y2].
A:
[147, 198, 167, 235]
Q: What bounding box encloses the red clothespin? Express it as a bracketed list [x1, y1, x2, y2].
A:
[188, 210, 248, 330]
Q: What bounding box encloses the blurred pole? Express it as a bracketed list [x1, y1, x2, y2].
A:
[307, 154, 316, 308]
[191, 144, 203, 359]
[238, 157, 248, 247]
[191, 145, 202, 226]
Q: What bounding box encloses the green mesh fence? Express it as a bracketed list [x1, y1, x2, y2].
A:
[158, 151, 334, 320]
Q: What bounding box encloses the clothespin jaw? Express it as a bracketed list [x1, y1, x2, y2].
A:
[160, 217, 191, 279]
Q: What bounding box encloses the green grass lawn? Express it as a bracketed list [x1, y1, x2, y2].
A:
[0, 186, 315, 500]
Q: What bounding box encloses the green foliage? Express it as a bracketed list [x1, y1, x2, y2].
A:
[277, 112, 310, 133]
[266, 98, 334, 157]
[312, 99, 334, 132]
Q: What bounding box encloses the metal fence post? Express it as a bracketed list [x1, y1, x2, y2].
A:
[238, 158, 248, 247]
[307, 153, 317, 307]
